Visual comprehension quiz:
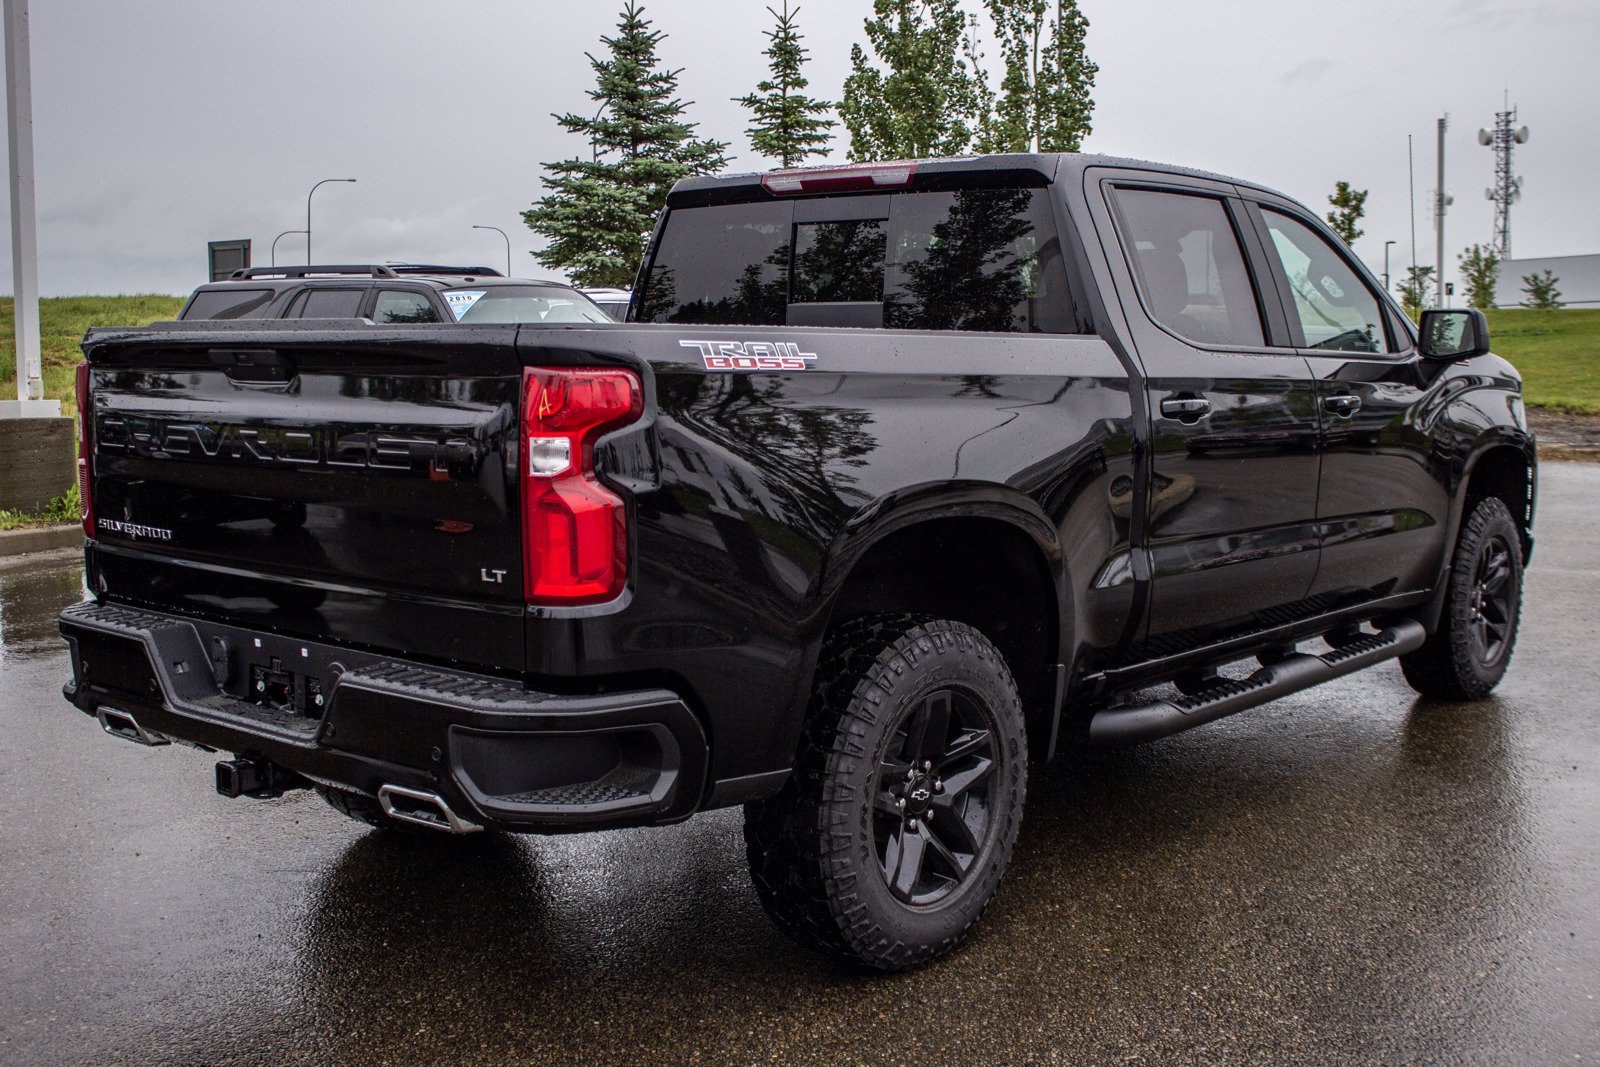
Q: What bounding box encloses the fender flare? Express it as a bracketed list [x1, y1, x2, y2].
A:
[1415, 425, 1536, 633]
[805, 481, 1075, 758]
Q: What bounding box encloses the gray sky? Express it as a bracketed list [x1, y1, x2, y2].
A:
[9, 0, 1599, 297]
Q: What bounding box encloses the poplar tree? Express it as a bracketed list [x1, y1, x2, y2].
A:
[980, 0, 1096, 153]
[840, 0, 985, 161]
[737, 2, 836, 168]
[1458, 244, 1500, 309]
[523, 2, 728, 288]
[1326, 180, 1368, 246]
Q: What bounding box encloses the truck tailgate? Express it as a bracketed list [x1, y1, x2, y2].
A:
[82, 322, 526, 673]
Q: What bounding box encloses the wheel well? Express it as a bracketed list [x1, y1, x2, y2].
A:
[1465, 445, 1533, 555]
[825, 517, 1060, 757]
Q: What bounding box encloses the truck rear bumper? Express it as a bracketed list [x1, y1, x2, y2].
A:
[57, 600, 708, 833]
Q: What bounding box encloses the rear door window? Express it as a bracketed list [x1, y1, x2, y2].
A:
[637, 187, 1083, 333]
[181, 288, 274, 320]
[288, 288, 366, 319]
[1113, 188, 1265, 348]
[372, 290, 440, 324]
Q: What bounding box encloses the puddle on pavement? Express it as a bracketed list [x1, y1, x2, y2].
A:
[0, 554, 87, 665]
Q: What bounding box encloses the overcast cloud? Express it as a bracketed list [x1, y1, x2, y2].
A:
[7, 0, 1599, 297]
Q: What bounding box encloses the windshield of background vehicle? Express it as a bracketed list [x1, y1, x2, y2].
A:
[445, 286, 614, 324]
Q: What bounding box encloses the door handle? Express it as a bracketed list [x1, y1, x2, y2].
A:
[1159, 395, 1210, 421]
[1323, 393, 1362, 417]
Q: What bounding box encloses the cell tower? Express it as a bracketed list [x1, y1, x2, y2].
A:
[1478, 104, 1528, 258]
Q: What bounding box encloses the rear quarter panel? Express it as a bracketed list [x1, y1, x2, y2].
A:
[525, 325, 1139, 787]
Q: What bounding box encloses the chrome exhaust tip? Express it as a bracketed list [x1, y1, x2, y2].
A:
[96, 705, 170, 746]
[377, 784, 483, 834]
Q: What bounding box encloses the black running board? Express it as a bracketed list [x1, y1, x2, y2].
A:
[1088, 619, 1427, 747]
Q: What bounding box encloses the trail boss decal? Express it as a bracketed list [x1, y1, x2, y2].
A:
[680, 340, 818, 372]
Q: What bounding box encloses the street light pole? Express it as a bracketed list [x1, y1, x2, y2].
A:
[306, 178, 355, 264]
[473, 225, 512, 278]
[1384, 239, 1396, 293]
[272, 230, 308, 267]
[3, 0, 52, 417]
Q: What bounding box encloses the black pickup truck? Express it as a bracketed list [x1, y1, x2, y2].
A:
[60, 154, 1534, 970]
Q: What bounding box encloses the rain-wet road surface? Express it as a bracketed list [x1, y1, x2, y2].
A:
[2, 464, 1597, 1065]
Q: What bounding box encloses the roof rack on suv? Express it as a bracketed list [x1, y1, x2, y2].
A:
[231, 265, 401, 280]
[385, 263, 504, 277]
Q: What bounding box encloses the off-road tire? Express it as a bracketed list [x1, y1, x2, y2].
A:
[743, 615, 1028, 971]
[1401, 495, 1524, 699]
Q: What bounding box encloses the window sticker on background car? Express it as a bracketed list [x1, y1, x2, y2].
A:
[1319, 275, 1345, 299]
[445, 290, 487, 320]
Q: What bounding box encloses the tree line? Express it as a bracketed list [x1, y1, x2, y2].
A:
[524, 0, 1097, 287]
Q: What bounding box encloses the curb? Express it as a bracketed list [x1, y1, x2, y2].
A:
[1539, 444, 1600, 464]
[0, 524, 83, 558]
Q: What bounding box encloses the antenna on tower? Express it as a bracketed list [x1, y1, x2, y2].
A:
[1478, 100, 1528, 258]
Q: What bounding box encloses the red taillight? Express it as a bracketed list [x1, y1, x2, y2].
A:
[75, 361, 94, 538]
[761, 161, 917, 196]
[521, 367, 643, 605]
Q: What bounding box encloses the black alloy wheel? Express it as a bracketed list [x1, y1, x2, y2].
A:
[1468, 532, 1515, 666]
[873, 688, 1000, 907]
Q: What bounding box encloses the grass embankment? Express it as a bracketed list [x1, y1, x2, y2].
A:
[0, 294, 184, 405]
[0, 295, 181, 529]
[1483, 308, 1600, 415]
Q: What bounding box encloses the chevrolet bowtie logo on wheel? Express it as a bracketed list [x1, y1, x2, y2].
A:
[678, 340, 818, 371]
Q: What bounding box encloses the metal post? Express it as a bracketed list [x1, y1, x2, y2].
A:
[1435, 115, 1448, 308]
[2, 0, 52, 418]
[473, 225, 512, 278]
[271, 230, 307, 267]
[1383, 240, 1396, 293]
[306, 178, 355, 264]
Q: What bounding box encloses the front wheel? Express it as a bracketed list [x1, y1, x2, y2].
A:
[744, 615, 1027, 971]
[1401, 495, 1524, 699]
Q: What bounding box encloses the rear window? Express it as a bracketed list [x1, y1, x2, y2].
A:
[288, 288, 366, 319]
[180, 288, 274, 320]
[445, 286, 613, 324]
[636, 187, 1086, 333]
[372, 290, 440, 324]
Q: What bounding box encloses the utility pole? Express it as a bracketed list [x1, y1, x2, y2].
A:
[1434, 115, 1452, 309]
[1479, 100, 1527, 258]
[2, 0, 52, 418]
[1384, 240, 1396, 293]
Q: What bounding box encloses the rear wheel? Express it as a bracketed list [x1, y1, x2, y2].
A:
[744, 615, 1027, 971]
[1401, 496, 1524, 699]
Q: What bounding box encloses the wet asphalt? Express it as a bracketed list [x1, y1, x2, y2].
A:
[1, 467, 1597, 1067]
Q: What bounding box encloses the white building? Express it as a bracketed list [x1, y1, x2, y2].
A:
[1493, 253, 1600, 308]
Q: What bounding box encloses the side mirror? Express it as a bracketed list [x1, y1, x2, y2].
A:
[1419, 308, 1490, 361]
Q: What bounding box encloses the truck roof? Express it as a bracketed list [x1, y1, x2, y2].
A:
[667, 152, 1291, 208]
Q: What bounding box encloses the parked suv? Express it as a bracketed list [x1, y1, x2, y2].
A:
[62, 154, 1533, 971]
[178, 264, 614, 325]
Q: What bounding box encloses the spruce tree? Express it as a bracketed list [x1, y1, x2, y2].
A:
[523, 2, 728, 288]
[736, 2, 836, 169]
[981, 0, 1096, 153]
[840, 0, 985, 162]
